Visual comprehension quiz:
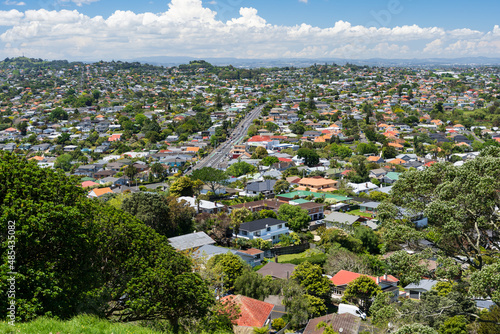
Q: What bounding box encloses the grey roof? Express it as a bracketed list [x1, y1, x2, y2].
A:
[404, 279, 438, 291]
[361, 201, 381, 210]
[246, 179, 277, 192]
[257, 262, 296, 280]
[475, 299, 495, 310]
[192, 244, 234, 259]
[324, 212, 362, 226]
[168, 231, 215, 251]
[240, 218, 287, 233]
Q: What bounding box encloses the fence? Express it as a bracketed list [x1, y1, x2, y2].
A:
[264, 242, 310, 258]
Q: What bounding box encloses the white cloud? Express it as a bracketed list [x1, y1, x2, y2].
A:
[3, 0, 26, 5]
[0, 1, 499, 60]
[299, 0, 308, 3]
[60, 0, 100, 6]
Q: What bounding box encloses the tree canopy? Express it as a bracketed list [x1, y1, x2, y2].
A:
[277, 203, 311, 232]
[0, 152, 213, 331]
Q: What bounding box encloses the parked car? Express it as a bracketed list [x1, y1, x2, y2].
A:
[338, 303, 366, 320]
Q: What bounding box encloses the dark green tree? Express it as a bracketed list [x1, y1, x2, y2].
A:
[277, 203, 310, 232]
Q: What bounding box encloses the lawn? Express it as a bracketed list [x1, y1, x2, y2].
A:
[277, 248, 323, 263]
[347, 209, 374, 218]
[0, 315, 160, 334]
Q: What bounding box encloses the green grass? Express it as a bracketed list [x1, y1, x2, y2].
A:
[0, 314, 162, 334]
[347, 209, 373, 218]
[278, 249, 318, 263]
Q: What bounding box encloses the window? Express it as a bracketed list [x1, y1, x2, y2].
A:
[278, 224, 282, 229]
[241, 231, 247, 236]
[266, 227, 271, 231]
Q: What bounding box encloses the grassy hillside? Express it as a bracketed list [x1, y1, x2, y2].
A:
[0, 314, 162, 334]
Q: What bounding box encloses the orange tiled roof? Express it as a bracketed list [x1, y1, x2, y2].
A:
[221, 295, 274, 327]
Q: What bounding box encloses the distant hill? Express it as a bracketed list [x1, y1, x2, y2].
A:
[130, 56, 500, 68]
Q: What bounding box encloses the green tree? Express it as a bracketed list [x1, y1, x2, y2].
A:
[48, 106, 68, 122]
[16, 121, 27, 136]
[124, 164, 138, 185]
[478, 305, 500, 334]
[382, 145, 397, 159]
[191, 167, 227, 195]
[385, 250, 429, 287]
[292, 262, 331, 301]
[395, 323, 437, 334]
[207, 252, 247, 291]
[470, 262, 500, 305]
[261, 156, 279, 166]
[54, 153, 72, 171]
[252, 146, 268, 159]
[342, 275, 382, 312]
[353, 226, 380, 254]
[282, 280, 311, 327]
[273, 179, 290, 195]
[297, 148, 320, 167]
[226, 160, 257, 177]
[389, 157, 500, 271]
[150, 162, 165, 179]
[0, 152, 214, 329]
[234, 271, 278, 301]
[121, 192, 174, 236]
[277, 203, 310, 232]
[170, 176, 195, 197]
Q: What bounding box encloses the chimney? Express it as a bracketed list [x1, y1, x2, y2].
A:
[376, 277, 380, 284]
[384, 273, 388, 280]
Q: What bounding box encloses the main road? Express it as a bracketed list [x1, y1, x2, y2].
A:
[187, 103, 266, 173]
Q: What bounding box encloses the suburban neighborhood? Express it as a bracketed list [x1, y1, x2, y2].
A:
[1, 57, 500, 334]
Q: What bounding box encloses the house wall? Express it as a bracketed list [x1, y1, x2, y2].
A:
[237, 224, 290, 244]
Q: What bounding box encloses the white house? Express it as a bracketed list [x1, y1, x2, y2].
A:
[347, 182, 379, 194]
[177, 196, 225, 214]
[236, 218, 289, 244]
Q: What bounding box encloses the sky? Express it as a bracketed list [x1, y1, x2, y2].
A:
[0, 0, 500, 61]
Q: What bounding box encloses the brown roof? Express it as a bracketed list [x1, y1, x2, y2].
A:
[303, 313, 361, 334]
[238, 248, 264, 256]
[257, 262, 296, 280]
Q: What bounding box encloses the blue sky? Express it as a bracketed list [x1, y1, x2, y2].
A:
[0, 0, 499, 60]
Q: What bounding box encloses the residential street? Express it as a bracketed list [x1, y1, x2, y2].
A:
[188, 103, 265, 173]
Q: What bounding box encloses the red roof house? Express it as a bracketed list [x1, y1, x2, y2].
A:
[331, 270, 400, 301]
[221, 294, 274, 328]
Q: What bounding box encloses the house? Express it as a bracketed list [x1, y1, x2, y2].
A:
[221, 295, 274, 329]
[296, 177, 338, 192]
[296, 201, 325, 221]
[359, 201, 381, 215]
[404, 279, 438, 300]
[369, 168, 388, 180]
[347, 182, 378, 194]
[245, 179, 277, 196]
[74, 164, 99, 177]
[236, 218, 289, 244]
[192, 244, 264, 268]
[168, 231, 215, 251]
[324, 212, 364, 231]
[88, 187, 114, 198]
[382, 172, 400, 184]
[331, 270, 399, 301]
[257, 262, 296, 280]
[177, 196, 225, 214]
[303, 313, 360, 334]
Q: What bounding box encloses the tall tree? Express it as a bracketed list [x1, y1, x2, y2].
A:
[297, 148, 320, 167]
[277, 203, 310, 232]
[191, 167, 227, 195]
[342, 275, 382, 312]
[387, 156, 500, 271]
